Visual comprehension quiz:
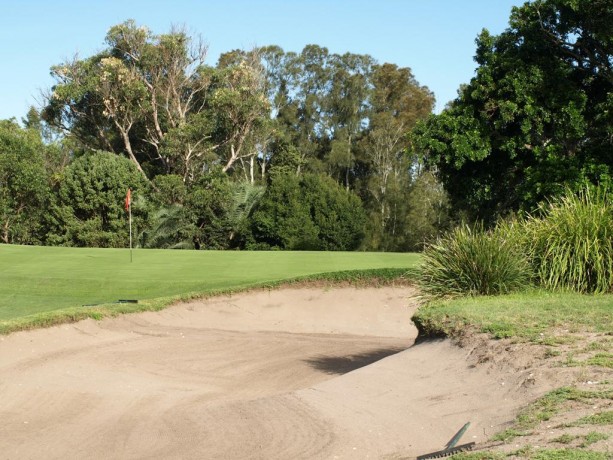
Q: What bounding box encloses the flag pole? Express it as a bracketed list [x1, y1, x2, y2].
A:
[125, 188, 133, 263]
[129, 198, 133, 263]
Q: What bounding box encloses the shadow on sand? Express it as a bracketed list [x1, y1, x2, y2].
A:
[304, 346, 407, 375]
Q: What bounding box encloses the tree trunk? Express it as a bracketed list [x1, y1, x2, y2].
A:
[223, 144, 238, 173]
[261, 156, 266, 181]
[2, 219, 9, 244]
[117, 124, 149, 181]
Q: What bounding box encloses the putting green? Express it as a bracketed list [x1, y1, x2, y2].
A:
[0, 245, 419, 320]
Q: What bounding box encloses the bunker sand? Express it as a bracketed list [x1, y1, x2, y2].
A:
[0, 287, 557, 459]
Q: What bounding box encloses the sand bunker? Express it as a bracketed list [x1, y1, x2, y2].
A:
[0, 286, 559, 459]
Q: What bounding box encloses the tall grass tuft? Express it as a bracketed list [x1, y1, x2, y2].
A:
[523, 187, 613, 294]
[418, 224, 531, 298]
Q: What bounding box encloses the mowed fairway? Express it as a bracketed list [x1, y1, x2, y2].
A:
[0, 244, 418, 321]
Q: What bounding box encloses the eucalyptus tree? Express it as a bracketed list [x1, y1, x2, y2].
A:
[272, 45, 333, 175]
[345, 63, 436, 250]
[325, 52, 374, 190]
[43, 21, 270, 184]
[43, 21, 212, 180]
[212, 49, 271, 182]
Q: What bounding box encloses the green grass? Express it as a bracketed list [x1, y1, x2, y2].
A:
[528, 450, 611, 460]
[488, 387, 613, 448]
[552, 434, 578, 444]
[0, 244, 418, 331]
[412, 290, 613, 340]
[580, 432, 609, 448]
[572, 411, 613, 426]
[451, 448, 610, 459]
[450, 450, 611, 460]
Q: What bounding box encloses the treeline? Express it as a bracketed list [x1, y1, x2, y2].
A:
[1, 21, 448, 250]
[3, 0, 612, 251]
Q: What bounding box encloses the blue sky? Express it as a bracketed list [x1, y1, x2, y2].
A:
[1, 0, 523, 121]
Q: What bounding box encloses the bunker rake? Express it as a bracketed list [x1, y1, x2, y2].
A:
[417, 422, 475, 460]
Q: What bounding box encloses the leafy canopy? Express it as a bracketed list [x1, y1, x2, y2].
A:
[413, 0, 613, 222]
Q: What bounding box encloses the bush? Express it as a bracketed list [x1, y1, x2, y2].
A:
[523, 187, 613, 294]
[418, 224, 531, 298]
[48, 152, 150, 247]
[251, 172, 366, 250]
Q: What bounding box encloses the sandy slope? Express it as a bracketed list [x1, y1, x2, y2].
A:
[0, 287, 560, 459]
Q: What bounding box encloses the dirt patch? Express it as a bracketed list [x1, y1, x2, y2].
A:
[0, 286, 610, 459]
[457, 330, 613, 457]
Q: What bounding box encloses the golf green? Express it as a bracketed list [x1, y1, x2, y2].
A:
[0, 245, 419, 320]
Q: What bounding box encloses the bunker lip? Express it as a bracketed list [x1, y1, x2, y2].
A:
[0, 286, 608, 458]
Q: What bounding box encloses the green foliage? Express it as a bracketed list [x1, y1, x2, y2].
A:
[251, 172, 326, 249]
[260, 46, 433, 251]
[413, 0, 613, 222]
[226, 181, 264, 248]
[36, 24, 438, 250]
[521, 187, 613, 294]
[362, 171, 450, 252]
[417, 186, 613, 298]
[151, 174, 187, 206]
[251, 172, 366, 250]
[403, 171, 450, 250]
[0, 120, 51, 244]
[142, 205, 193, 249]
[301, 174, 366, 250]
[47, 152, 150, 247]
[184, 171, 234, 249]
[586, 354, 613, 369]
[552, 434, 577, 444]
[418, 224, 531, 298]
[44, 21, 272, 182]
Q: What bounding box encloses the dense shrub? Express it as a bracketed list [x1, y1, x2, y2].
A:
[523, 187, 613, 294]
[47, 152, 150, 247]
[251, 172, 366, 250]
[0, 120, 50, 244]
[418, 224, 531, 298]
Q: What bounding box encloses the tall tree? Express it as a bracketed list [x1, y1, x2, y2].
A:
[43, 20, 213, 181]
[44, 21, 273, 185]
[269, 45, 333, 176]
[361, 63, 434, 248]
[413, 0, 613, 222]
[212, 49, 271, 181]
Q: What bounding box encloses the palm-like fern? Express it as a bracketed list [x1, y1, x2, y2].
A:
[227, 182, 264, 244]
[143, 205, 194, 249]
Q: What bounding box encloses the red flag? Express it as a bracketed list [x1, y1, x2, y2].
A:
[124, 188, 131, 211]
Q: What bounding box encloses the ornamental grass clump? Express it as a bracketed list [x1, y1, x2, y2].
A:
[524, 187, 613, 294]
[418, 224, 531, 299]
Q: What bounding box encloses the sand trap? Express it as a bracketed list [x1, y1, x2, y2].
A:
[0, 286, 559, 459]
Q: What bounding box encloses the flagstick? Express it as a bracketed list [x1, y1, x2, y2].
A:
[129, 200, 133, 263]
